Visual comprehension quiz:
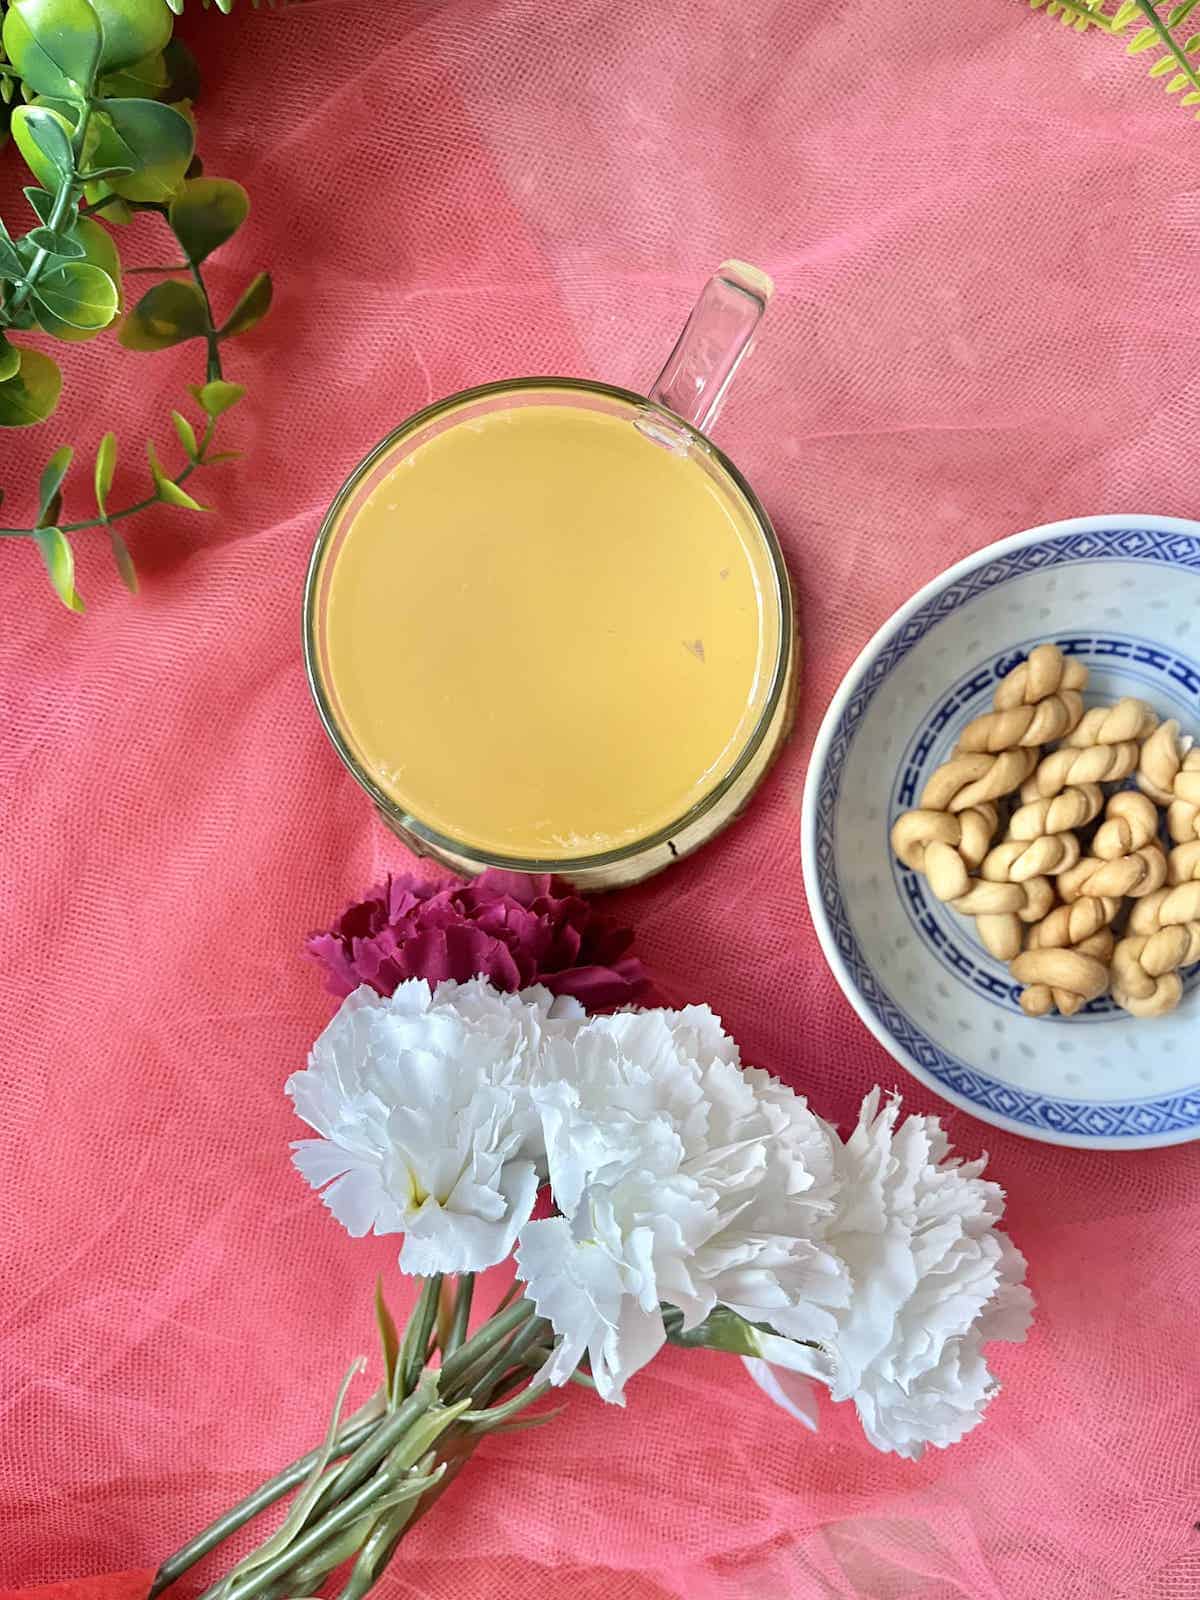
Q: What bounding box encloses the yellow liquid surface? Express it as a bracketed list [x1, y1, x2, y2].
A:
[320, 400, 776, 859]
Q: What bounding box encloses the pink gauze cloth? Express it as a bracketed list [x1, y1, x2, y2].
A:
[1, 3, 1199, 1597]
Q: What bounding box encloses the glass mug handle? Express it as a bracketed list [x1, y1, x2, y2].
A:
[646, 259, 774, 435]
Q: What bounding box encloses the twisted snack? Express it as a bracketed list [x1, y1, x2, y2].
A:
[1007, 782, 1103, 841]
[1055, 792, 1167, 901]
[956, 645, 1087, 753]
[981, 831, 1082, 884]
[1012, 897, 1118, 1016]
[919, 750, 1039, 814]
[892, 646, 1083, 904]
[1011, 943, 1109, 1018]
[1001, 783, 1100, 891]
[1019, 696, 1156, 801]
[1111, 882, 1200, 1018]
[1139, 720, 1200, 843]
[952, 875, 1055, 962]
[891, 801, 998, 902]
[1168, 839, 1200, 886]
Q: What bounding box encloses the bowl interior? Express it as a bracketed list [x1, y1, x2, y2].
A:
[806, 520, 1200, 1148]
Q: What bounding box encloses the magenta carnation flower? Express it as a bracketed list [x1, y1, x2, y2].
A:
[307, 870, 651, 1012]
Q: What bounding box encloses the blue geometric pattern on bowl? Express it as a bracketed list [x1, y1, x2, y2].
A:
[809, 523, 1200, 1145]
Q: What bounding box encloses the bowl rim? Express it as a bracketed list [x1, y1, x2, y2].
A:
[800, 511, 1200, 1151]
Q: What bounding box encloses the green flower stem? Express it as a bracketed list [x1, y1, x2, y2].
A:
[437, 1298, 535, 1392]
[193, 1449, 449, 1600]
[442, 1272, 475, 1358]
[397, 1273, 443, 1400]
[332, 1444, 478, 1600]
[460, 1375, 553, 1430]
[258, 1519, 378, 1600]
[4, 104, 94, 321]
[333, 1497, 422, 1600]
[308, 1377, 436, 1522]
[146, 1409, 382, 1600]
[152, 1298, 554, 1600]
[450, 1316, 550, 1412]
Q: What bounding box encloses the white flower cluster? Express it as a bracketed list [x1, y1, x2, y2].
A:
[287, 980, 1032, 1459]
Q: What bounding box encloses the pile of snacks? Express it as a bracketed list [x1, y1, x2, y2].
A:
[891, 645, 1200, 1019]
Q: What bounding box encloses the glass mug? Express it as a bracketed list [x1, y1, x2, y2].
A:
[304, 261, 796, 890]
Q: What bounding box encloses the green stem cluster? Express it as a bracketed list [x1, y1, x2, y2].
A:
[149, 1277, 559, 1600]
[3, 104, 95, 321]
[0, 208, 229, 543]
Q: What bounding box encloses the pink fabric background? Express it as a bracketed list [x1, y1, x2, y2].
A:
[1, 2, 1198, 1595]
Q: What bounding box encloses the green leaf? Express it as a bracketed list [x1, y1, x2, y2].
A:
[171, 408, 198, 461]
[34, 215, 123, 341]
[202, 450, 242, 465]
[0, 345, 62, 426]
[94, 429, 116, 516]
[0, 217, 24, 279]
[10, 103, 75, 187]
[90, 0, 173, 75]
[24, 185, 56, 224]
[374, 1277, 401, 1401]
[99, 48, 170, 100]
[33, 525, 83, 611]
[188, 379, 244, 417]
[0, 338, 20, 383]
[38, 443, 72, 522]
[147, 438, 208, 510]
[108, 526, 137, 593]
[29, 90, 101, 163]
[119, 279, 207, 350]
[93, 97, 193, 202]
[220, 270, 271, 338]
[26, 225, 86, 258]
[2, 0, 102, 99]
[32, 260, 118, 330]
[169, 177, 248, 265]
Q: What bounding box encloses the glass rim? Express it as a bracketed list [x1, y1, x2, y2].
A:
[302, 375, 794, 874]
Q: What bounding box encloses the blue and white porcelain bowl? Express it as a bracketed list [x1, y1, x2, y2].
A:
[801, 514, 1200, 1150]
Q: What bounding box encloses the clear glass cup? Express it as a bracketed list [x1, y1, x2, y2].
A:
[304, 261, 797, 890]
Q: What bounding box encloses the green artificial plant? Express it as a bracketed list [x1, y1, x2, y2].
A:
[0, 0, 271, 610]
[1030, 0, 1200, 115]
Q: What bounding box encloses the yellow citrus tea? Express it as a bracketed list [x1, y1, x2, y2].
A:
[316, 395, 780, 861]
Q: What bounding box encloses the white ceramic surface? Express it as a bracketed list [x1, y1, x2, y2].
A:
[801, 514, 1200, 1150]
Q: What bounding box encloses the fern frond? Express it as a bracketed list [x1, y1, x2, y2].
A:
[1031, 0, 1200, 120]
[1029, 0, 1116, 29]
[1127, 0, 1200, 114]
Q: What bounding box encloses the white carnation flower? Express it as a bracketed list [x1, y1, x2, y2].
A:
[515, 1006, 850, 1404]
[746, 1089, 1033, 1460]
[287, 978, 568, 1277]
